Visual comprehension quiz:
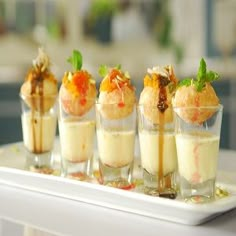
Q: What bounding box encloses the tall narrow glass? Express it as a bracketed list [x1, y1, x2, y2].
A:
[96, 102, 136, 189]
[20, 94, 57, 174]
[174, 105, 223, 203]
[58, 99, 95, 180]
[138, 104, 177, 198]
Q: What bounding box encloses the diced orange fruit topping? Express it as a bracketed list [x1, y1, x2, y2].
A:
[144, 67, 178, 89]
[144, 73, 159, 88]
[110, 68, 122, 81]
[73, 71, 89, 95]
[63, 70, 92, 97]
[100, 68, 133, 92]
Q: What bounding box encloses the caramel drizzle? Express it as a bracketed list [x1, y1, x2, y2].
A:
[157, 75, 169, 193]
[30, 70, 44, 153]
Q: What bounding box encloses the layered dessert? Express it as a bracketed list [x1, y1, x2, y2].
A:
[173, 58, 221, 200]
[20, 48, 57, 154]
[138, 65, 178, 196]
[96, 65, 136, 188]
[59, 50, 96, 166]
[97, 65, 136, 169]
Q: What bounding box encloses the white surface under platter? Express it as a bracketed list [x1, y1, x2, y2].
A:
[0, 142, 236, 226]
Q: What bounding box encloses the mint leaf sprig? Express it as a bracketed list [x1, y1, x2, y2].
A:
[178, 78, 192, 87]
[99, 65, 109, 77]
[98, 64, 122, 77]
[67, 50, 83, 71]
[178, 58, 219, 92]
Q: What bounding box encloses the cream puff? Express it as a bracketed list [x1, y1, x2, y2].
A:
[59, 50, 96, 116]
[172, 58, 219, 124]
[97, 65, 136, 120]
[139, 65, 178, 124]
[20, 48, 58, 113]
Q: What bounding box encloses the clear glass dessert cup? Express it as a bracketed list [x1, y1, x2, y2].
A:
[96, 102, 136, 189]
[20, 94, 58, 174]
[58, 98, 96, 181]
[174, 105, 223, 203]
[137, 104, 178, 198]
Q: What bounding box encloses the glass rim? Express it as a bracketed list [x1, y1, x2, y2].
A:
[95, 100, 136, 106]
[58, 96, 96, 103]
[137, 103, 171, 108]
[173, 104, 223, 110]
[138, 103, 223, 109]
[19, 93, 58, 99]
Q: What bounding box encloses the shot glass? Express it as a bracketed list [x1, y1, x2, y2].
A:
[174, 105, 223, 203]
[138, 104, 177, 198]
[96, 102, 136, 189]
[58, 99, 95, 180]
[20, 94, 57, 174]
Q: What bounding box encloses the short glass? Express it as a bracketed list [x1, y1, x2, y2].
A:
[174, 105, 223, 203]
[20, 94, 57, 174]
[138, 104, 177, 198]
[96, 102, 136, 189]
[58, 99, 95, 180]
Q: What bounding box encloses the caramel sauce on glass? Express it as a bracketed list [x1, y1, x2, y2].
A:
[30, 71, 45, 154]
[157, 75, 176, 199]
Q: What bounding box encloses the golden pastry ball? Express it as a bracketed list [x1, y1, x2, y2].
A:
[139, 86, 173, 124]
[98, 86, 136, 120]
[173, 83, 219, 124]
[59, 70, 97, 116]
[20, 70, 58, 113]
[98, 67, 136, 120]
[59, 83, 96, 116]
[139, 66, 178, 124]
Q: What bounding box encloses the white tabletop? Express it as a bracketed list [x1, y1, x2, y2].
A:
[0, 144, 235, 236]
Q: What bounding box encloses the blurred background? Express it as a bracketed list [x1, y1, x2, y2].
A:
[0, 0, 235, 149]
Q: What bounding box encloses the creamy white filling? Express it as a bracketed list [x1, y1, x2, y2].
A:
[59, 120, 95, 163]
[176, 134, 219, 183]
[97, 129, 135, 168]
[21, 112, 57, 153]
[139, 130, 177, 176]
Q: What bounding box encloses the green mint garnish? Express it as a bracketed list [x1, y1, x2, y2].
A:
[99, 64, 122, 77]
[178, 78, 192, 87]
[194, 80, 205, 92]
[179, 58, 219, 92]
[205, 70, 219, 82]
[115, 64, 121, 70]
[67, 50, 82, 71]
[197, 58, 207, 81]
[99, 65, 108, 77]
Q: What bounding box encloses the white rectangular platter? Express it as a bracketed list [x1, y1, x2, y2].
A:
[0, 142, 236, 226]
